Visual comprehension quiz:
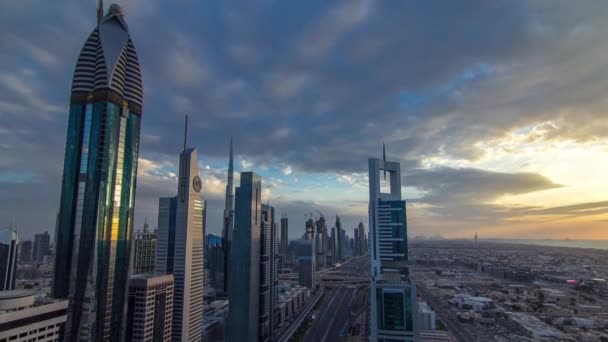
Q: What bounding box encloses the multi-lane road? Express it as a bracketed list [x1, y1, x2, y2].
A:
[303, 287, 356, 342]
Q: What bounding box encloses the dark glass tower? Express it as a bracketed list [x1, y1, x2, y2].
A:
[52, 3, 143, 341]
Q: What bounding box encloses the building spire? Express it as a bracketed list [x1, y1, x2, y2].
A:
[229, 136, 234, 172]
[382, 142, 387, 180]
[97, 0, 104, 26]
[183, 114, 189, 153]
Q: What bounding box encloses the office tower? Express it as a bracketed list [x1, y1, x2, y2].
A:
[294, 239, 316, 289]
[51, 3, 143, 340]
[358, 222, 366, 255]
[259, 204, 279, 341]
[206, 234, 224, 293]
[126, 274, 174, 342]
[19, 240, 33, 263]
[228, 172, 262, 342]
[221, 138, 235, 295]
[330, 227, 337, 265]
[155, 118, 205, 341]
[369, 148, 417, 342]
[33, 231, 51, 264]
[133, 220, 156, 274]
[280, 215, 288, 262]
[315, 215, 327, 268]
[0, 300, 68, 341]
[339, 227, 347, 261]
[305, 217, 315, 241]
[335, 216, 342, 263]
[0, 227, 19, 291]
[354, 227, 360, 257]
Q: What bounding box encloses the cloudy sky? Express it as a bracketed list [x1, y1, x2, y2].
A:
[1, 0, 607, 241]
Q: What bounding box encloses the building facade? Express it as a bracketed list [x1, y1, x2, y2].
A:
[228, 172, 262, 342]
[19, 240, 32, 264]
[33, 231, 50, 264]
[52, 4, 143, 341]
[0, 300, 68, 342]
[0, 227, 19, 291]
[133, 221, 156, 274]
[126, 274, 174, 342]
[368, 155, 418, 342]
[155, 122, 205, 342]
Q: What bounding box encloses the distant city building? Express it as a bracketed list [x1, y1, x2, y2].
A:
[126, 274, 174, 342]
[335, 216, 342, 263]
[330, 227, 337, 265]
[358, 222, 366, 255]
[354, 227, 360, 257]
[315, 216, 327, 268]
[228, 172, 262, 342]
[133, 220, 156, 274]
[19, 240, 33, 264]
[0, 299, 68, 342]
[369, 148, 418, 341]
[52, 4, 144, 340]
[221, 138, 235, 296]
[0, 227, 19, 291]
[280, 215, 289, 263]
[33, 231, 50, 264]
[155, 118, 205, 342]
[206, 234, 225, 294]
[294, 239, 316, 289]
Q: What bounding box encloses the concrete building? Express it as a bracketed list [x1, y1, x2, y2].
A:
[0, 227, 19, 291]
[368, 147, 418, 342]
[0, 290, 35, 313]
[334, 216, 342, 263]
[52, 3, 144, 340]
[418, 301, 436, 331]
[155, 117, 205, 342]
[126, 274, 174, 342]
[228, 172, 262, 342]
[0, 300, 68, 342]
[33, 231, 50, 264]
[133, 220, 156, 274]
[19, 240, 32, 264]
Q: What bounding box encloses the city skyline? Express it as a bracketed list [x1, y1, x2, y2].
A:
[2, 1, 608, 242]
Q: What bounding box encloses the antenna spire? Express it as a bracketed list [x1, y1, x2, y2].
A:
[229, 136, 234, 172]
[183, 114, 189, 153]
[382, 142, 387, 180]
[97, 0, 104, 26]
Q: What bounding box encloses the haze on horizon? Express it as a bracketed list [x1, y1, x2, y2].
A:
[1, 0, 607, 240]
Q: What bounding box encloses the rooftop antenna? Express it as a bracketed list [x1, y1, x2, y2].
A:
[97, 0, 104, 26]
[383, 142, 387, 180]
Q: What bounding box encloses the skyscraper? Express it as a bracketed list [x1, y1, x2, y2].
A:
[335, 216, 342, 263]
[19, 240, 33, 264]
[259, 204, 279, 341]
[206, 234, 224, 292]
[354, 227, 360, 257]
[33, 231, 50, 264]
[52, 3, 143, 340]
[358, 222, 366, 256]
[0, 227, 19, 291]
[228, 172, 262, 342]
[155, 117, 205, 341]
[126, 274, 174, 342]
[133, 220, 156, 274]
[221, 138, 234, 295]
[280, 215, 288, 263]
[368, 149, 417, 342]
[315, 215, 327, 268]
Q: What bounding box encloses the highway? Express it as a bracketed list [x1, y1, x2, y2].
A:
[303, 287, 355, 342]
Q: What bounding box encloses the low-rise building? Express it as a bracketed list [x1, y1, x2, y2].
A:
[0, 299, 68, 342]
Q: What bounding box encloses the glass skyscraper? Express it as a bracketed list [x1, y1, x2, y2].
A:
[368, 155, 418, 342]
[228, 172, 262, 342]
[0, 227, 19, 291]
[52, 4, 143, 341]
